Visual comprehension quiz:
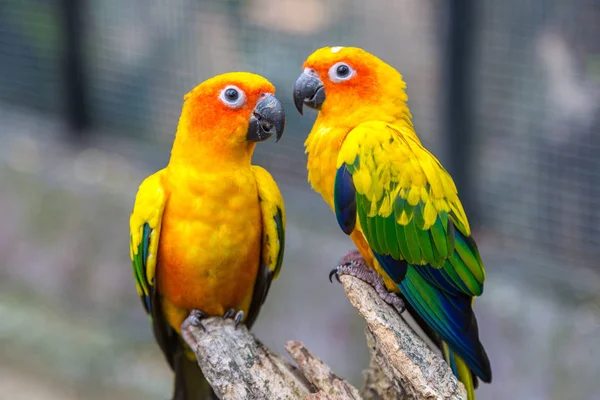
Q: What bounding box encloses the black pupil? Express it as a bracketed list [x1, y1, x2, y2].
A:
[225, 88, 238, 101]
[337, 64, 350, 77]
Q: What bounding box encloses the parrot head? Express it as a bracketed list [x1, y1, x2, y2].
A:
[174, 72, 285, 164]
[293, 46, 411, 125]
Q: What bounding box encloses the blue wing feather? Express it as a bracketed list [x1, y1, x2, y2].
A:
[398, 269, 491, 382]
[372, 244, 490, 382]
[334, 164, 356, 235]
[372, 250, 408, 283]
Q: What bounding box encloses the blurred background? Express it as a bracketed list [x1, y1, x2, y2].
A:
[1, 0, 599, 399]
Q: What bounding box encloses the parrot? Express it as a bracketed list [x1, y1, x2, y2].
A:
[293, 46, 491, 399]
[129, 72, 286, 400]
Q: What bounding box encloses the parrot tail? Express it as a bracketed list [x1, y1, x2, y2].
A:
[442, 342, 477, 400]
[172, 349, 217, 400]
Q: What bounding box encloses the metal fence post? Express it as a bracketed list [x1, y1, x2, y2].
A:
[61, 0, 89, 139]
[444, 0, 478, 225]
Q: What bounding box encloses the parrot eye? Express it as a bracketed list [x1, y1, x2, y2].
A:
[225, 88, 238, 101]
[220, 85, 246, 108]
[337, 65, 350, 76]
[329, 62, 355, 83]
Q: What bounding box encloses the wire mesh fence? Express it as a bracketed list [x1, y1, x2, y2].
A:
[474, 0, 600, 269]
[1, 1, 599, 399]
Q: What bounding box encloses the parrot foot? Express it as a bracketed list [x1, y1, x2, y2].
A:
[181, 309, 209, 349]
[184, 309, 209, 331]
[331, 252, 405, 314]
[223, 308, 245, 329]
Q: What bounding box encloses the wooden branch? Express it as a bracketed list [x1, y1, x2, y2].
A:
[339, 275, 467, 400]
[180, 275, 467, 400]
[361, 340, 401, 400]
[181, 317, 311, 400]
[286, 340, 362, 400]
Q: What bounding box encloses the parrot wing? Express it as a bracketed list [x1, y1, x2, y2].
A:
[335, 120, 485, 294]
[245, 166, 286, 328]
[129, 169, 178, 368]
[334, 121, 491, 382]
[130, 169, 166, 314]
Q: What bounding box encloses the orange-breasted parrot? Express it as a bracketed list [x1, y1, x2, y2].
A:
[293, 46, 491, 399]
[130, 72, 286, 400]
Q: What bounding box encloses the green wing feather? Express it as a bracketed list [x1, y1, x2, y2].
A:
[131, 223, 152, 312]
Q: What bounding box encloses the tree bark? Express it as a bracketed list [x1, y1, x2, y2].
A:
[181, 275, 467, 400]
[181, 317, 312, 399]
[286, 340, 362, 400]
[340, 275, 467, 400]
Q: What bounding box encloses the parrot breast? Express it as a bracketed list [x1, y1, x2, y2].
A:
[157, 167, 262, 328]
[305, 125, 348, 208]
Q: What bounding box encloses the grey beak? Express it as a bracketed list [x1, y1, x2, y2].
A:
[293, 71, 325, 115]
[247, 93, 286, 142]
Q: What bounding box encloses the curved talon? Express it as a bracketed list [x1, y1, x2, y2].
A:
[329, 267, 341, 283]
[223, 308, 236, 319]
[183, 309, 209, 332]
[331, 254, 406, 314]
[234, 310, 244, 328]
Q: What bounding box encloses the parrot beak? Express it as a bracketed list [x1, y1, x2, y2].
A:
[293, 69, 325, 115]
[247, 93, 286, 143]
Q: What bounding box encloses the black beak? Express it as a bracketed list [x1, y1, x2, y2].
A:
[293, 70, 325, 115]
[247, 93, 286, 142]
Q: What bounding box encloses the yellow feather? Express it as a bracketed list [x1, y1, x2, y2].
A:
[398, 210, 411, 225]
[353, 168, 372, 194]
[420, 187, 429, 202]
[371, 178, 384, 203]
[251, 165, 286, 278]
[399, 168, 412, 187]
[379, 194, 392, 216]
[434, 198, 450, 212]
[407, 186, 421, 206]
[337, 144, 357, 167]
[450, 201, 471, 235]
[423, 201, 438, 228]
[369, 194, 378, 217]
[129, 169, 168, 290]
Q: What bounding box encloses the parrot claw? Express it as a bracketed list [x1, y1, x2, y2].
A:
[234, 311, 244, 328]
[329, 268, 342, 283]
[331, 250, 406, 314]
[223, 308, 244, 329]
[221, 308, 245, 328]
[181, 309, 210, 350]
[183, 309, 209, 332]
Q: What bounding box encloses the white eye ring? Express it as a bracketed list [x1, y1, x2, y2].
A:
[328, 62, 355, 83]
[219, 85, 246, 108]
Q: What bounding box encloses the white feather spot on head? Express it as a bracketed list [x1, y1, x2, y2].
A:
[331, 46, 343, 53]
